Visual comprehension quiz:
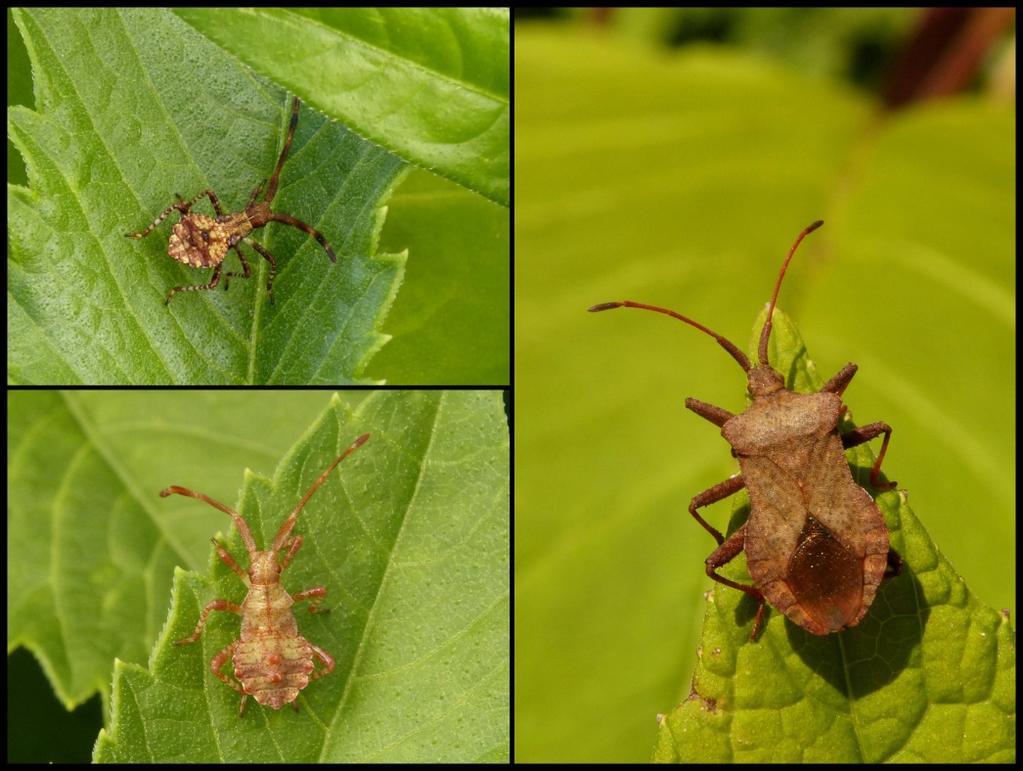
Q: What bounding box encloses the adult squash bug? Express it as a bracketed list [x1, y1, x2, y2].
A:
[590, 221, 900, 639]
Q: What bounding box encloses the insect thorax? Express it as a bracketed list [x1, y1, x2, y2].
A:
[723, 391, 842, 454]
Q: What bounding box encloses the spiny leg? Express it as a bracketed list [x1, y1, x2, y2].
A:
[197, 189, 226, 217]
[126, 189, 223, 239]
[125, 198, 188, 240]
[164, 264, 222, 305]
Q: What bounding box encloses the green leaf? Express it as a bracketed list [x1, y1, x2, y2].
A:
[8, 8, 407, 385]
[175, 8, 510, 207]
[515, 27, 1013, 763]
[372, 169, 510, 384]
[7, 390, 509, 762]
[7, 8, 509, 385]
[650, 309, 1014, 762]
[6, 391, 335, 717]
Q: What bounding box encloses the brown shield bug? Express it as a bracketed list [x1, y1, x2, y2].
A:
[164, 433, 369, 714]
[589, 220, 900, 640]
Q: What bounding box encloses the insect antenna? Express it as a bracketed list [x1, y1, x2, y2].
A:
[269, 213, 337, 262]
[757, 219, 824, 367]
[160, 486, 258, 555]
[271, 433, 370, 554]
[587, 303, 750, 373]
[262, 96, 302, 205]
[589, 220, 826, 373]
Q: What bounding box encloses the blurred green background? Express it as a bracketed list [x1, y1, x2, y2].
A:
[514, 9, 1014, 763]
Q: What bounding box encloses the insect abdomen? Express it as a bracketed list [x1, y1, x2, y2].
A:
[233, 634, 315, 709]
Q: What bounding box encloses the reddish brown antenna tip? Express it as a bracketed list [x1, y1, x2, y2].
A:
[352, 433, 370, 448]
[757, 220, 825, 366]
[588, 302, 623, 312]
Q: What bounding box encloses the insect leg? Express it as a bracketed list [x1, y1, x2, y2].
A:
[247, 241, 278, 304]
[126, 189, 226, 240]
[884, 548, 902, 578]
[211, 538, 248, 581]
[222, 244, 252, 293]
[210, 641, 243, 690]
[164, 264, 222, 305]
[688, 475, 746, 545]
[685, 397, 734, 427]
[308, 643, 335, 681]
[171, 189, 217, 217]
[201, 189, 225, 217]
[125, 206, 179, 239]
[704, 524, 768, 639]
[175, 599, 242, 645]
[209, 642, 248, 715]
[262, 97, 301, 204]
[840, 421, 895, 490]
[292, 585, 329, 613]
[124, 196, 190, 238]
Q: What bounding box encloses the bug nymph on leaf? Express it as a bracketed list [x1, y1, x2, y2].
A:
[164, 433, 369, 715]
[126, 96, 337, 306]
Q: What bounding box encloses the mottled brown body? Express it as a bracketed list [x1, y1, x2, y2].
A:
[722, 384, 891, 635]
[590, 221, 899, 639]
[165, 433, 369, 714]
[126, 96, 337, 305]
